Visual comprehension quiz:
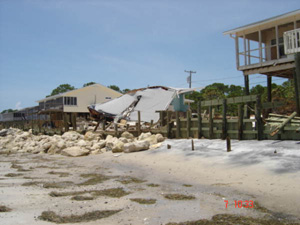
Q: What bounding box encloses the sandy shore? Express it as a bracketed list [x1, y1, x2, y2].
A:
[1, 139, 300, 224]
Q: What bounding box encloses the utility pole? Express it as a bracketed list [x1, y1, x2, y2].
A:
[184, 70, 196, 88]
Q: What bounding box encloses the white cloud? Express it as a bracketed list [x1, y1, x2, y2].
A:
[15, 101, 22, 110]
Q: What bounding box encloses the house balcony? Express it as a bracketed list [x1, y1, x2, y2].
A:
[284, 28, 300, 55]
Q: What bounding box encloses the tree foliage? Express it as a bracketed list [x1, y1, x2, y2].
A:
[107, 85, 121, 93]
[1, 109, 17, 114]
[186, 81, 296, 115]
[83, 82, 96, 87]
[48, 84, 75, 97]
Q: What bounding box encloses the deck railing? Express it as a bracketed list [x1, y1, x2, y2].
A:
[284, 28, 300, 55]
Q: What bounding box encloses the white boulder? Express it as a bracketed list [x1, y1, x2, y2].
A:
[62, 146, 90, 157]
[123, 140, 150, 153]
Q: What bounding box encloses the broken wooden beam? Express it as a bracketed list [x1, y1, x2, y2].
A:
[270, 112, 298, 137]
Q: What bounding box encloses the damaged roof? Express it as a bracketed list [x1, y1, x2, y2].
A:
[88, 86, 195, 123]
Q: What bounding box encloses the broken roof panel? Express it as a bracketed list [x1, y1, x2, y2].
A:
[89, 86, 194, 123]
[129, 88, 175, 122]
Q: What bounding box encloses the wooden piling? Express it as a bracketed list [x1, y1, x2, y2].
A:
[226, 136, 231, 152]
[71, 113, 77, 131]
[176, 111, 180, 138]
[238, 104, 244, 140]
[294, 53, 300, 116]
[191, 139, 194, 151]
[255, 95, 263, 140]
[186, 111, 191, 138]
[197, 100, 202, 139]
[114, 123, 118, 137]
[222, 99, 227, 140]
[209, 106, 213, 139]
[63, 113, 69, 132]
[167, 111, 172, 138]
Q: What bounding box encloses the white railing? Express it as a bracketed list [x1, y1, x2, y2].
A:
[284, 28, 300, 55]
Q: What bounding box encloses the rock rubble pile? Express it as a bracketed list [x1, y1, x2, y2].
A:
[0, 128, 165, 157]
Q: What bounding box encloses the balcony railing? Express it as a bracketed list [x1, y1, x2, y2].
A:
[284, 28, 300, 55]
[40, 103, 63, 111]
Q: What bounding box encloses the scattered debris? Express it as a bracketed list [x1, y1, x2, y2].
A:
[164, 194, 196, 200]
[71, 195, 94, 201]
[0, 205, 12, 212]
[117, 176, 146, 184]
[147, 183, 160, 187]
[130, 198, 156, 204]
[49, 188, 130, 198]
[38, 210, 122, 223]
[165, 213, 299, 225]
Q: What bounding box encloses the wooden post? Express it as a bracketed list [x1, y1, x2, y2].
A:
[63, 113, 69, 132]
[222, 99, 227, 140]
[160, 111, 165, 126]
[38, 114, 41, 133]
[186, 111, 191, 138]
[71, 113, 77, 131]
[244, 74, 250, 118]
[267, 75, 272, 116]
[176, 111, 180, 138]
[255, 95, 263, 140]
[126, 124, 129, 131]
[267, 76, 272, 102]
[235, 34, 240, 69]
[226, 136, 231, 152]
[197, 100, 202, 139]
[294, 53, 300, 116]
[259, 30, 262, 64]
[238, 104, 244, 140]
[166, 111, 170, 138]
[270, 112, 297, 136]
[102, 120, 106, 130]
[275, 25, 280, 60]
[191, 139, 194, 151]
[209, 106, 213, 139]
[114, 123, 118, 137]
[243, 34, 247, 66]
[137, 111, 141, 135]
[94, 121, 100, 132]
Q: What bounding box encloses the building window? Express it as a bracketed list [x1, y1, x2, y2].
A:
[64, 97, 77, 106]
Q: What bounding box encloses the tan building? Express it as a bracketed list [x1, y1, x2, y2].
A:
[224, 9, 300, 114]
[36, 84, 122, 127]
[37, 83, 122, 114]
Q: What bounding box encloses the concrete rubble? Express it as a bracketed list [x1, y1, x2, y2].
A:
[0, 128, 165, 157]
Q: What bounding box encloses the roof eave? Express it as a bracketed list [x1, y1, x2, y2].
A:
[223, 9, 300, 36]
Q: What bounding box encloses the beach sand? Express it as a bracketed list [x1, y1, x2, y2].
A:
[1, 139, 300, 224]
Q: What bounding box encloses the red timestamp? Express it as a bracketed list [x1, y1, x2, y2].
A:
[224, 200, 254, 208]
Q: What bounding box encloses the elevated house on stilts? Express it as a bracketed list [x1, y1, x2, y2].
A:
[223, 9, 300, 116]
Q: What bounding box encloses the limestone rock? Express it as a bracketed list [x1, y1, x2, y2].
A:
[90, 149, 103, 155]
[77, 140, 87, 147]
[124, 140, 150, 153]
[62, 131, 81, 141]
[111, 140, 124, 153]
[119, 137, 129, 143]
[144, 135, 158, 145]
[84, 131, 97, 141]
[121, 131, 134, 139]
[156, 133, 165, 142]
[62, 146, 90, 157]
[150, 142, 162, 149]
[138, 132, 152, 141]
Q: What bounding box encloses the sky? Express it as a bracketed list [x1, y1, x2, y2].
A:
[0, 0, 299, 112]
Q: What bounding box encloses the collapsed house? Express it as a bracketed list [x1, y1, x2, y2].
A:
[88, 86, 195, 123]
